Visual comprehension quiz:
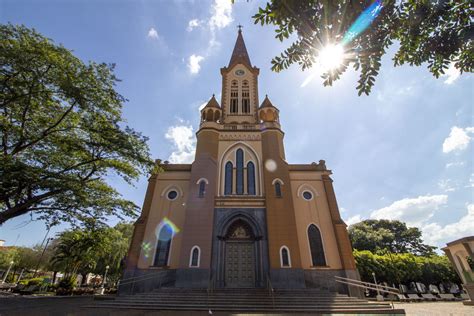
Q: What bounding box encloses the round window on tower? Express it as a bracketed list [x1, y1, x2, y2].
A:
[167, 190, 178, 200]
[302, 191, 313, 201]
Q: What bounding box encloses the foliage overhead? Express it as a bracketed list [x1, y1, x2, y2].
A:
[253, 1, 473, 95]
[348, 219, 436, 256]
[0, 24, 154, 226]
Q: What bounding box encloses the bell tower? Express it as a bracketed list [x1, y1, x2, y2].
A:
[220, 28, 260, 124]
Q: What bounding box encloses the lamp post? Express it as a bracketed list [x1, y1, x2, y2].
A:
[372, 272, 383, 301]
[1, 261, 14, 284]
[99, 265, 110, 295]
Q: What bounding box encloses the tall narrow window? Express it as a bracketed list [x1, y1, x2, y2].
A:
[242, 81, 250, 113]
[230, 81, 238, 113]
[154, 225, 172, 267]
[236, 149, 244, 195]
[281, 247, 290, 267]
[247, 161, 255, 195]
[225, 162, 233, 195]
[275, 182, 282, 197]
[198, 180, 206, 198]
[308, 225, 326, 266]
[190, 247, 200, 267]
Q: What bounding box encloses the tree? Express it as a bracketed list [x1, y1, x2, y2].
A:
[252, 1, 473, 95]
[348, 219, 436, 255]
[0, 24, 154, 226]
[50, 222, 133, 284]
[353, 250, 460, 285]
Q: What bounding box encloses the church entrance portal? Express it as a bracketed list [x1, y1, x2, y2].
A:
[224, 220, 256, 288]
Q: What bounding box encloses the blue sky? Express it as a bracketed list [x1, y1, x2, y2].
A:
[1, 0, 472, 250]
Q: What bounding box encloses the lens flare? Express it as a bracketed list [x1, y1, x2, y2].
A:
[265, 159, 277, 172]
[141, 241, 152, 258]
[318, 44, 345, 71]
[156, 217, 181, 239]
[342, 0, 383, 46]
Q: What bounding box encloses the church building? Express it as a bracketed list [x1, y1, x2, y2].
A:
[124, 30, 357, 293]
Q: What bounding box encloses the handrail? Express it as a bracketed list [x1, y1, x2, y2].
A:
[334, 276, 399, 294]
[334, 276, 398, 309]
[207, 272, 215, 313]
[118, 273, 163, 286]
[267, 273, 275, 309]
[117, 272, 167, 296]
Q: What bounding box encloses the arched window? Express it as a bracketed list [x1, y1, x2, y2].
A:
[230, 81, 238, 113]
[154, 225, 172, 267]
[308, 225, 326, 266]
[280, 246, 291, 267]
[236, 149, 244, 195]
[242, 81, 250, 113]
[247, 161, 255, 195]
[275, 182, 282, 197]
[224, 162, 233, 195]
[189, 246, 200, 267]
[198, 180, 206, 198]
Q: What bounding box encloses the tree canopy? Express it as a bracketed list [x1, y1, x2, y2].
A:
[253, 1, 473, 95]
[354, 250, 460, 285]
[51, 222, 133, 283]
[348, 219, 436, 256]
[0, 24, 154, 226]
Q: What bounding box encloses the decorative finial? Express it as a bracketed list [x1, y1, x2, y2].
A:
[265, 94, 268, 98]
[237, 24, 243, 32]
[212, 94, 215, 97]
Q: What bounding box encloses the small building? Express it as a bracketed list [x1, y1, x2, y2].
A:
[443, 236, 474, 303]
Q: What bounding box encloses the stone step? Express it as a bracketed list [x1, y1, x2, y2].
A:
[88, 303, 404, 314]
[93, 301, 394, 309]
[116, 296, 365, 303]
[94, 287, 405, 314]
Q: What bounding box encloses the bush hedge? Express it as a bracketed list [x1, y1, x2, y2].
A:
[354, 250, 460, 285]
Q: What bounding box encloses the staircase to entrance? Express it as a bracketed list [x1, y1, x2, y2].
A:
[89, 287, 405, 314]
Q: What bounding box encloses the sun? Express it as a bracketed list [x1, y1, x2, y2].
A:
[317, 44, 345, 71]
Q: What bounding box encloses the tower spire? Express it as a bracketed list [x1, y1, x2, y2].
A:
[228, 27, 251, 68]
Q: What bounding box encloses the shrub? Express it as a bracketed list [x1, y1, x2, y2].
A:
[353, 250, 461, 285]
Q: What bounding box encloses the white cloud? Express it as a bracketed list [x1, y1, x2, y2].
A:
[345, 215, 362, 226]
[422, 204, 474, 246]
[437, 179, 456, 193]
[209, 0, 233, 30]
[442, 126, 473, 153]
[445, 161, 465, 168]
[187, 54, 204, 74]
[147, 27, 159, 39]
[187, 19, 202, 32]
[443, 63, 461, 84]
[370, 194, 448, 226]
[165, 124, 196, 163]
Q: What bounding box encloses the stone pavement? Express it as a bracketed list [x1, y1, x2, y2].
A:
[394, 302, 473, 316]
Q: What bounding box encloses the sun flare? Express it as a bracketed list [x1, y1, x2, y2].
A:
[317, 44, 345, 71]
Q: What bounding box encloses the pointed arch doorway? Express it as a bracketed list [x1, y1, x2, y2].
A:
[212, 210, 269, 289]
[224, 219, 255, 288]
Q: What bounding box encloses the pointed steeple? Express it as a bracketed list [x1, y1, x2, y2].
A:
[228, 28, 252, 68]
[204, 94, 220, 109]
[259, 95, 278, 109]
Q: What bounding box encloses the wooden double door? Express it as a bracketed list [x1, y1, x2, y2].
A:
[224, 241, 255, 288]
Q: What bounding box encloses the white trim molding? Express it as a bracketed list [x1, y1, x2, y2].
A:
[279, 245, 292, 268]
[189, 245, 201, 268]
